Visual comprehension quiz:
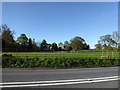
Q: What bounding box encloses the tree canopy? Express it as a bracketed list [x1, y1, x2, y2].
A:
[70, 36, 86, 51]
[40, 39, 47, 50]
[17, 34, 28, 46]
[1, 24, 15, 50]
[95, 34, 118, 51]
[1, 24, 91, 52]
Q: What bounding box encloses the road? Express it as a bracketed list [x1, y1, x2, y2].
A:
[1, 66, 120, 89]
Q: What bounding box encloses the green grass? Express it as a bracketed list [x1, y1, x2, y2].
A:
[2, 50, 119, 59]
[2, 50, 120, 68]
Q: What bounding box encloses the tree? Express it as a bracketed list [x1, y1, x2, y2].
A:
[70, 36, 85, 51]
[17, 34, 28, 46]
[95, 43, 102, 50]
[102, 44, 108, 50]
[28, 38, 33, 51]
[1, 25, 15, 45]
[58, 42, 64, 51]
[99, 34, 117, 47]
[40, 39, 47, 50]
[32, 38, 36, 47]
[118, 46, 120, 51]
[97, 34, 117, 50]
[47, 43, 52, 50]
[113, 31, 120, 47]
[84, 43, 90, 50]
[64, 41, 72, 51]
[87, 45, 90, 50]
[58, 42, 64, 49]
[0, 24, 15, 51]
[51, 42, 58, 51]
[107, 45, 113, 51]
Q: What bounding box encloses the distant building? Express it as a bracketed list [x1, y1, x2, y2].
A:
[58, 45, 64, 49]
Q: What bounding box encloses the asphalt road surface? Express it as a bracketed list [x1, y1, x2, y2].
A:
[1, 66, 120, 88]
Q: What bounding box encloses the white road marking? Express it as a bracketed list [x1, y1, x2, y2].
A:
[1, 76, 119, 88]
[1, 76, 119, 85]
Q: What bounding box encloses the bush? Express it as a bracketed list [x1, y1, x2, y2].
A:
[2, 57, 120, 68]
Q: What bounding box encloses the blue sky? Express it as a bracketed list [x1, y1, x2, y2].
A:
[2, 2, 118, 49]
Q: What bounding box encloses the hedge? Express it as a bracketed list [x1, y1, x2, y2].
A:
[2, 57, 120, 68]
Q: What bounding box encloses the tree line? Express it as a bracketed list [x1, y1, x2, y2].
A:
[0, 24, 90, 52]
[1, 24, 120, 52]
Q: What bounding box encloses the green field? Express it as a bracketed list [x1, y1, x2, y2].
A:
[2, 50, 119, 59]
[2, 50, 120, 68]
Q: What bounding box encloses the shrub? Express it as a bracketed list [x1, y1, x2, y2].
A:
[2, 57, 119, 68]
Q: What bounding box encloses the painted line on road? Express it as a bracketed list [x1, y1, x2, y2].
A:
[1, 76, 119, 85]
[1, 78, 119, 88]
[1, 76, 119, 88]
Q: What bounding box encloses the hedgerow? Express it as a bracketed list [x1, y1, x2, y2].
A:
[2, 57, 120, 68]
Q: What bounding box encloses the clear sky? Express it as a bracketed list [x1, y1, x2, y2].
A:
[2, 2, 118, 49]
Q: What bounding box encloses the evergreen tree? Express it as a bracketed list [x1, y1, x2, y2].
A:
[28, 38, 33, 51]
[40, 39, 47, 50]
[51, 42, 58, 51]
[1, 24, 15, 51]
[17, 34, 28, 46]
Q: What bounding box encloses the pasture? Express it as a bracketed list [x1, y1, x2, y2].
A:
[2, 50, 119, 59]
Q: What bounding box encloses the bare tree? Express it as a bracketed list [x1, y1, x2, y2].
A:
[113, 31, 120, 47]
